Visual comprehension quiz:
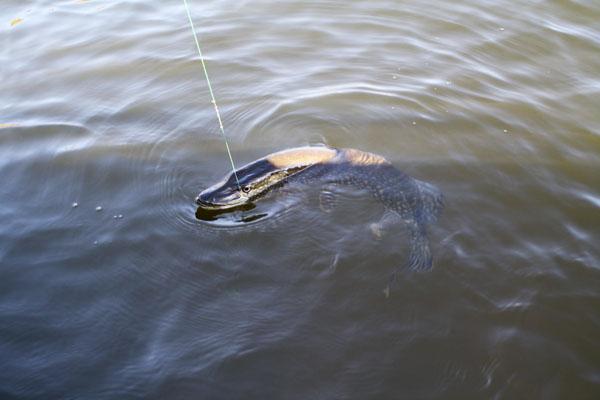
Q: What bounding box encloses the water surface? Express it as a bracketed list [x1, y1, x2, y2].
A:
[2, 0, 600, 398]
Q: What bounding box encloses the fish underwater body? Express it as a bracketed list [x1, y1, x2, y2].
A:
[196, 146, 443, 289]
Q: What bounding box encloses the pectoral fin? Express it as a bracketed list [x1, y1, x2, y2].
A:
[370, 209, 402, 239]
[319, 188, 338, 213]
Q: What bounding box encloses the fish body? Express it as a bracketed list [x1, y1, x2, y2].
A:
[197, 146, 443, 272]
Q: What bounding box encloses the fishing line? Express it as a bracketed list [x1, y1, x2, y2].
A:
[183, 0, 241, 189]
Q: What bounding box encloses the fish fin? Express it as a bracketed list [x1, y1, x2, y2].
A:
[319, 188, 338, 213]
[383, 268, 400, 298]
[383, 286, 390, 299]
[382, 221, 432, 297]
[370, 209, 401, 239]
[405, 221, 433, 272]
[415, 180, 444, 225]
[319, 253, 339, 278]
[370, 223, 385, 240]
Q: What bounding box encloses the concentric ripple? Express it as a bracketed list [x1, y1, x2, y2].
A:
[2, 0, 600, 398]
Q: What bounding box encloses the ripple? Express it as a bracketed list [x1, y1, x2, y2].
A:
[155, 160, 204, 235]
[3, 0, 600, 398]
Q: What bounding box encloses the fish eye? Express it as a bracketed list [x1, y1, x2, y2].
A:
[241, 185, 251, 193]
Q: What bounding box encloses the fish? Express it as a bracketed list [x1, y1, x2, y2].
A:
[196, 146, 443, 286]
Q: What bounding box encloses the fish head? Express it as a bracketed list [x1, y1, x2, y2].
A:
[196, 159, 290, 209]
[196, 173, 248, 209]
[196, 147, 337, 210]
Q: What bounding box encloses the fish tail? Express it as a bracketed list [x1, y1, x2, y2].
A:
[384, 226, 432, 297]
[406, 222, 433, 271]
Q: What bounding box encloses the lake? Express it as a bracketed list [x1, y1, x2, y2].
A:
[1, 0, 599, 398]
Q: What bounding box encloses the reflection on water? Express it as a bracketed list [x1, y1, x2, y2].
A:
[2, 0, 600, 398]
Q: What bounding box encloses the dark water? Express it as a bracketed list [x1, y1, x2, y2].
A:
[2, 0, 600, 399]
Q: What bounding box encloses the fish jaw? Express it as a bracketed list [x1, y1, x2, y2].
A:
[196, 184, 250, 210]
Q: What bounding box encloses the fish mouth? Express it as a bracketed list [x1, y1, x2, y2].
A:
[195, 196, 249, 210]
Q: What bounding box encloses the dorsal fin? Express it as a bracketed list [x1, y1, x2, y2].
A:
[342, 148, 390, 166]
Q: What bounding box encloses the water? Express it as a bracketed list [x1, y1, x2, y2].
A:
[2, 0, 599, 398]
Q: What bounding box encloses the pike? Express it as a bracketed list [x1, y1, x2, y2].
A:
[197, 146, 444, 287]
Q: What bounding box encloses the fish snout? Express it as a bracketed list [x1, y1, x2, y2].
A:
[196, 190, 215, 206]
[195, 187, 248, 209]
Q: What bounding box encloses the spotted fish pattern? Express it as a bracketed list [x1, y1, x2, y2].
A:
[197, 146, 444, 275]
